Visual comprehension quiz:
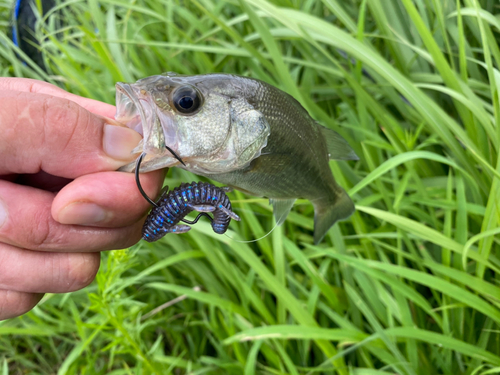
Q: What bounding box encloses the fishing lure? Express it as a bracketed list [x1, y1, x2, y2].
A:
[135, 153, 241, 242]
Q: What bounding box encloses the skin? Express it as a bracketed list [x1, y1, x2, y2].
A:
[0, 78, 164, 321]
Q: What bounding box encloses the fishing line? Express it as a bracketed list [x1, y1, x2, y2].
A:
[224, 221, 279, 243]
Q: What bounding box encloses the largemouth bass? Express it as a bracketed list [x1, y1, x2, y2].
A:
[116, 73, 358, 244]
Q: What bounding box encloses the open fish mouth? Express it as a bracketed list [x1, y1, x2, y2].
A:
[115, 83, 147, 138]
[115, 82, 179, 172]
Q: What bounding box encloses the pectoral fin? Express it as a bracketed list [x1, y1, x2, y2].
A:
[270, 198, 296, 226]
[319, 125, 359, 161]
[245, 153, 295, 174]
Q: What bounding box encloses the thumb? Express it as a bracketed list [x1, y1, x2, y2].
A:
[0, 90, 141, 178]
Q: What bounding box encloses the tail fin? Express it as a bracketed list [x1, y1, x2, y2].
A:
[313, 187, 354, 244]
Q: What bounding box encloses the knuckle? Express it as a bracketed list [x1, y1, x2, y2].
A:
[65, 253, 100, 291]
[24, 209, 61, 250]
[20, 208, 75, 252]
[44, 97, 74, 126]
[0, 290, 40, 321]
[44, 98, 81, 145]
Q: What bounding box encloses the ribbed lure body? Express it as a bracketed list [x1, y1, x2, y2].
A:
[142, 182, 240, 242]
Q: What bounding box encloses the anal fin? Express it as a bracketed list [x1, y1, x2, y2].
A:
[270, 198, 296, 226]
[313, 187, 354, 244]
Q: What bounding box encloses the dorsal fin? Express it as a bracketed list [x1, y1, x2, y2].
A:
[319, 126, 359, 161]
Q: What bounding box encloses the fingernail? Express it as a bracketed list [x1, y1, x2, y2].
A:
[103, 124, 142, 161]
[0, 199, 7, 229]
[58, 203, 109, 225]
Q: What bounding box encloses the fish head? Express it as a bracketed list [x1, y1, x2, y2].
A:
[115, 73, 270, 173]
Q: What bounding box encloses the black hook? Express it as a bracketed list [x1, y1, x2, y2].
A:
[165, 145, 186, 166]
[135, 152, 212, 225]
[135, 152, 159, 207]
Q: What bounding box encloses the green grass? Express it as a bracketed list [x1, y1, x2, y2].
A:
[1, 0, 500, 374]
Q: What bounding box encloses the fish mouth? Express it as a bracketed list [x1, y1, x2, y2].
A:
[115, 82, 179, 172]
[114, 84, 139, 133]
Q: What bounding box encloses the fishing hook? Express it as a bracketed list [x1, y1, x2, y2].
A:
[135, 152, 159, 207]
[135, 152, 212, 225]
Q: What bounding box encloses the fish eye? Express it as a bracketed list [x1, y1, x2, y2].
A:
[172, 85, 202, 114]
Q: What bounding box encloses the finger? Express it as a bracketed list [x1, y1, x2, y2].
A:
[0, 180, 144, 252]
[0, 77, 115, 118]
[0, 290, 43, 321]
[0, 90, 141, 177]
[0, 244, 100, 293]
[52, 170, 164, 227]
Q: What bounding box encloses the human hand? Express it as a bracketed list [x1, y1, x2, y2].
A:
[0, 78, 163, 320]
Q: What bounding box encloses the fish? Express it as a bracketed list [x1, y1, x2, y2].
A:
[115, 73, 358, 244]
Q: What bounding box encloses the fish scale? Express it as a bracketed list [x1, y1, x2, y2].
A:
[210, 78, 334, 199]
[117, 73, 358, 243]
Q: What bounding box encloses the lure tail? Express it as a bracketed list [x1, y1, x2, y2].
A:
[313, 187, 354, 244]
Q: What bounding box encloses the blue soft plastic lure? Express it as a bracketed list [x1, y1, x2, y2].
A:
[142, 182, 240, 242]
[135, 153, 240, 242]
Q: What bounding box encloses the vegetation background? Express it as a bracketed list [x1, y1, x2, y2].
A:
[1, 0, 500, 374]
